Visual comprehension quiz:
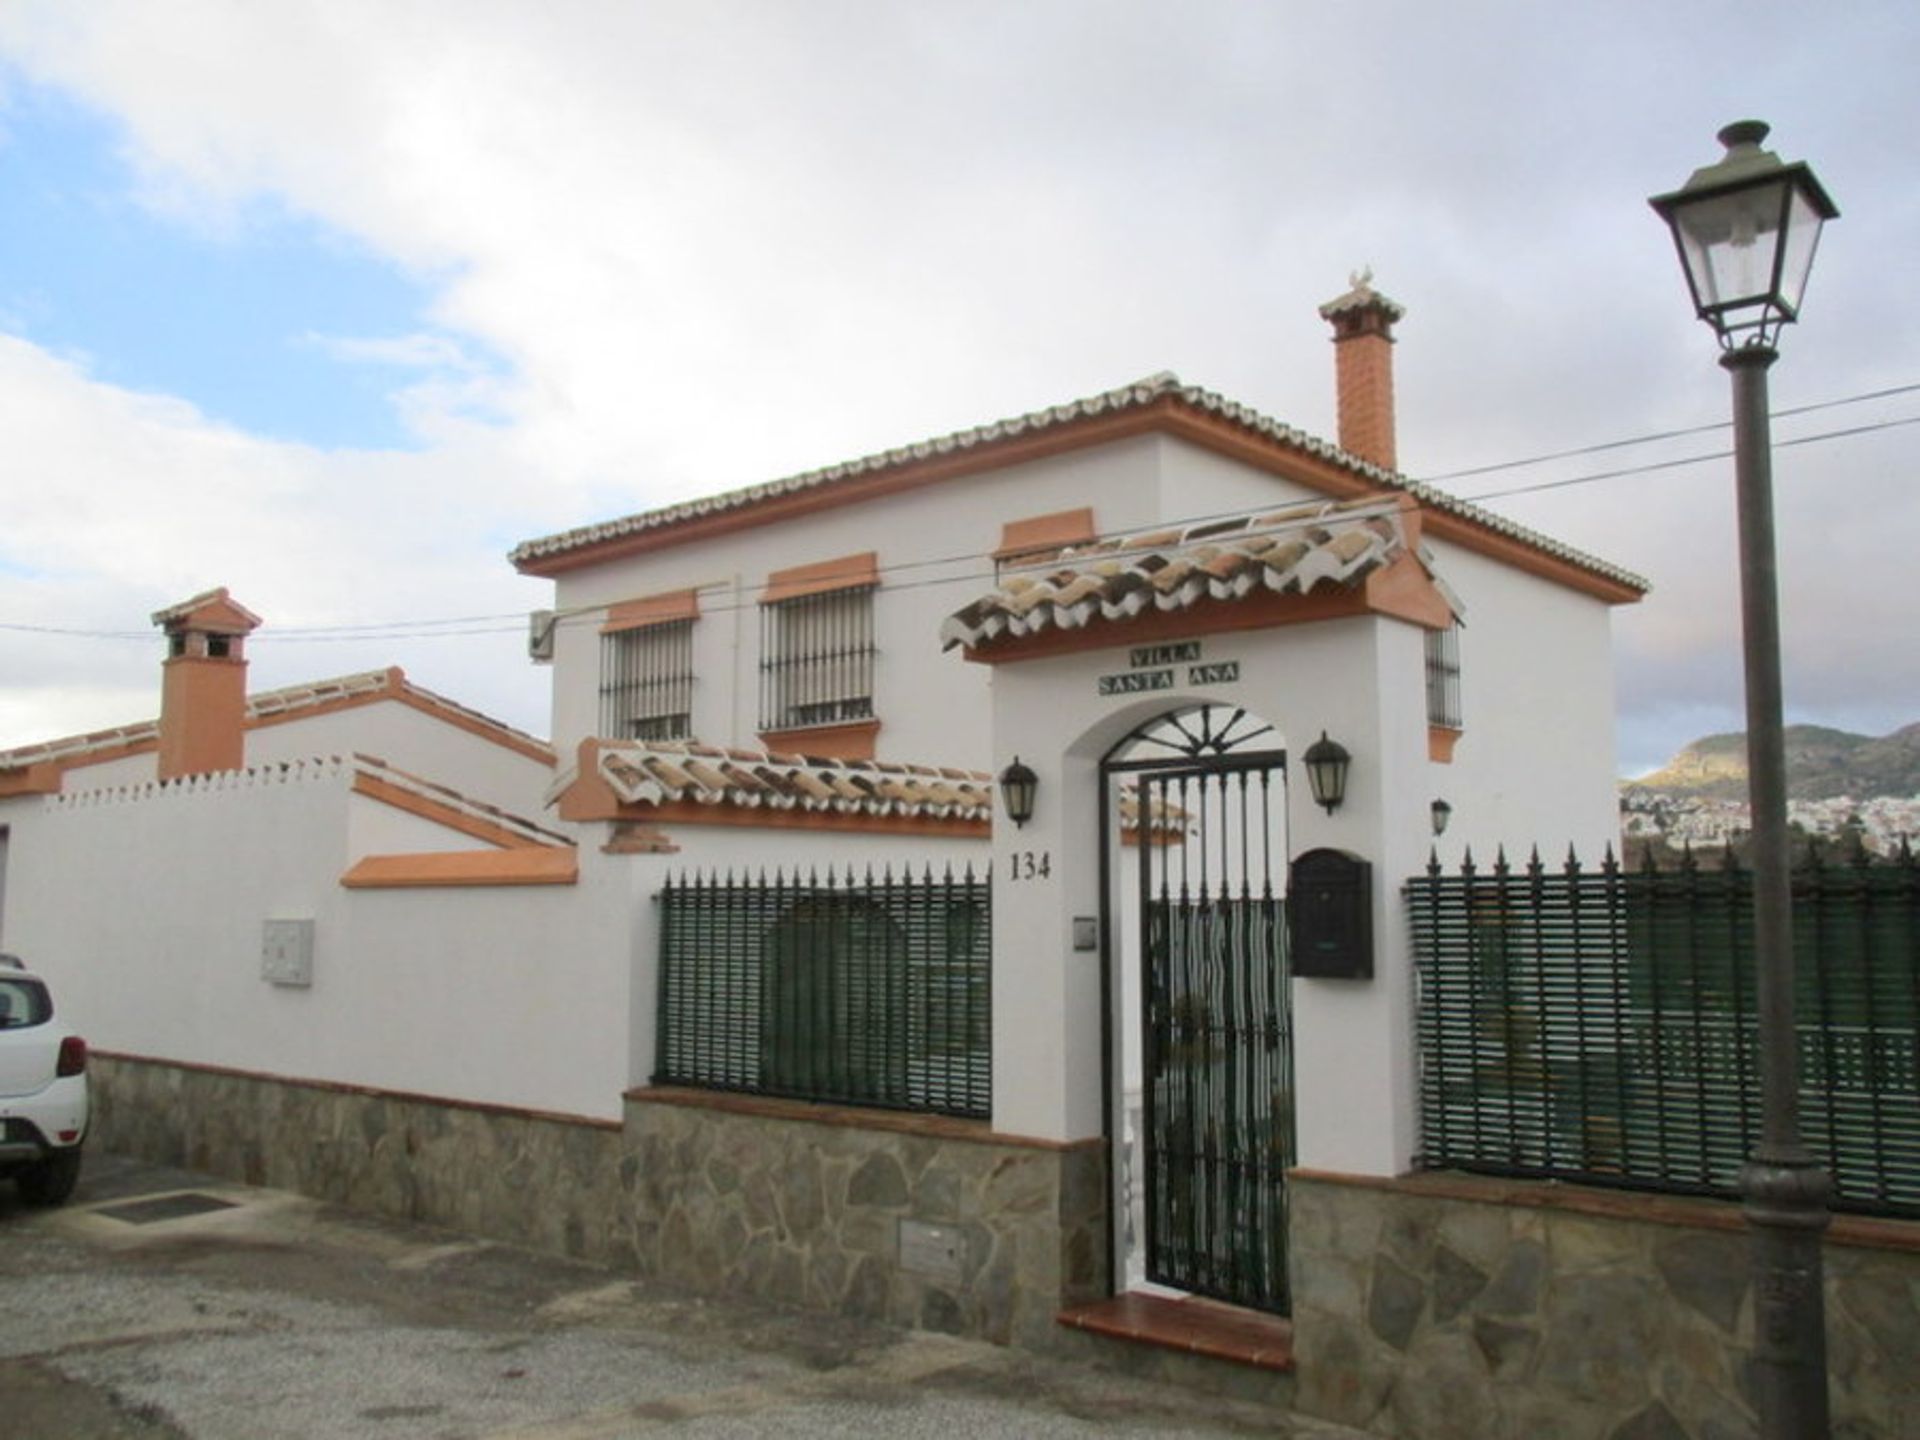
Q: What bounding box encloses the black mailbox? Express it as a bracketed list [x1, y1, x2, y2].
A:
[1289, 847, 1373, 980]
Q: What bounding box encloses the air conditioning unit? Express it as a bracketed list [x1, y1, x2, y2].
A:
[528, 610, 557, 663]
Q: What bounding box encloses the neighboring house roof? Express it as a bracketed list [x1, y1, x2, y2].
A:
[590, 740, 994, 823]
[508, 371, 1648, 602]
[941, 496, 1450, 651]
[0, 667, 555, 788]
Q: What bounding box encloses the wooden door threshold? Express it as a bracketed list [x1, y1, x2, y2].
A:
[1055, 1292, 1294, 1372]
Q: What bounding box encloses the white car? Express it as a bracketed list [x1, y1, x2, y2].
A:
[0, 954, 89, 1206]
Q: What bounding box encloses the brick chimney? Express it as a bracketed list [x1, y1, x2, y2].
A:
[152, 588, 262, 781]
[1319, 269, 1406, 473]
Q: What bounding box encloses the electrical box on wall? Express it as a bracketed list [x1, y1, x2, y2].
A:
[1289, 848, 1373, 980]
[261, 919, 314, 987]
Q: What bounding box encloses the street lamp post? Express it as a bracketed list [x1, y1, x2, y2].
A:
[1650, 121, 1839, 1438]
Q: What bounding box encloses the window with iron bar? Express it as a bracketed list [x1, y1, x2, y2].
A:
[600, 618, 694, 741]
[759, 584, 876, 732]
[1426, 624, 1462, 731]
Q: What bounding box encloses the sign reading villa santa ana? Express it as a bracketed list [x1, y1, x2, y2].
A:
[1097, 641, 1239, 696]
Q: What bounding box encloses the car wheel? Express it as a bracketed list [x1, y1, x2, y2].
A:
[17, 1145, 82, 1206]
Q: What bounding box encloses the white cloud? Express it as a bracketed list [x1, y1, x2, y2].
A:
[0, 0, 1914, 767]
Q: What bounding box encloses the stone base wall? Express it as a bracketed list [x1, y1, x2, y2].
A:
[1289, 1169, 1919, 1440]
[624, 1090, 1108, 1349]
[91, 1054, 631, 1264]
[91, 1057, 1107, 1351]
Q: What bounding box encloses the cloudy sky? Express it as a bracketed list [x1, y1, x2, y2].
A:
[1, 1, 1914, 776]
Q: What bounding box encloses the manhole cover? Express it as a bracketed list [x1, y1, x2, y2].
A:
[95, 1192, 241, 1226]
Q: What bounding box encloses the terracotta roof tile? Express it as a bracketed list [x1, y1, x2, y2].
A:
[508, 372, 1647, 595]
[941, 497, 1433, 650]
[594, 740, 994, 825]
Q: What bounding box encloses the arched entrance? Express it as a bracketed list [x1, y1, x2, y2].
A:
[1100, 703, 1296, 1315]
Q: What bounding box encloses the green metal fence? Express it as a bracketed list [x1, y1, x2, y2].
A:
[655, 865, 991, 1119]
[1409, 845, 1920, 1217]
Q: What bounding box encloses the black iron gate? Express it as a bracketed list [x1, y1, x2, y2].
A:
[1106, 706, 1296, 1315]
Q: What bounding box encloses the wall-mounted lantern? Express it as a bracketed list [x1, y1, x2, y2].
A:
[998, 756, 1039, 828]
[1301, 732, 1351, 815]
[1431, 799, 1453, 837]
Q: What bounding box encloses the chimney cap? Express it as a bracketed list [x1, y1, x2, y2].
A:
[1318, 266, 1405, 324]
[151, 587, 263, 635]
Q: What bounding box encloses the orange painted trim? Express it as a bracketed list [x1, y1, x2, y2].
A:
[996, 506, 1096, 562]
[340, 848, 578, 888]
[761, 552, 880, 604]
[350, 771, 546, 849]
[557, 739, 623, 824]
[0, 761, 64, 797]
[601, 588, 700, 635]
[962, 552, 1452, 667]
[92, 1050, 622, 1132]
[755, 718, 880, 760]
[1429, 725, 1461, 763]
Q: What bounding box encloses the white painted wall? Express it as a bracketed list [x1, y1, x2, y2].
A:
[539, 432, 1340, 767]
[4, 762, 632, 1121]
[345, 791, 502, 857]
[1420, 538, 1623, 864]
[245, 700, 555, 819]
[977, 539, 1625, 1180]
[42, 697, 555, 823]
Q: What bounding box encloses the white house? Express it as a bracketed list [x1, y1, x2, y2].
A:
[0, 278, 1658, 1371]
[501, 276, 1647, 1326]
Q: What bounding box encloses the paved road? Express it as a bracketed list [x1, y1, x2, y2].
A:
[1, 1154, 1369, 1439]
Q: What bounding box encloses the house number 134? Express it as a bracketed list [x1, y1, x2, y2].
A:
[1009, 851, 1052, 881]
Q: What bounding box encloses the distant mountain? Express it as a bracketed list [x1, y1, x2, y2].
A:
[1625, 723, 1920, 802]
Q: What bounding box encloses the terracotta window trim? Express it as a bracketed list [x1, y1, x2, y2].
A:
[994, 507, 1095, 564]
[756, 717, 881, 761]
[760, 553, 879, 605]
[601, 588, 700, 635]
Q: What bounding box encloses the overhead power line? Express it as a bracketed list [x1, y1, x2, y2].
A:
[3, 384, 1913, 645]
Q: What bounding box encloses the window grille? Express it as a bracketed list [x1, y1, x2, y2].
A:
[600, 619, 694, 740]
[759, 585, 876, 733]
[1425, 624, 1462, 730]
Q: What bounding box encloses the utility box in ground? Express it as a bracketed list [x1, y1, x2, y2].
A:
[261, 919, 314, 987]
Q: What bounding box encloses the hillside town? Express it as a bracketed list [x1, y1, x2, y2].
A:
[1620, 787, 1920, 856]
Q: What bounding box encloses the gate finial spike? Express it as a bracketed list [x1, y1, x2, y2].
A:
[1427, 845, 1441, 875]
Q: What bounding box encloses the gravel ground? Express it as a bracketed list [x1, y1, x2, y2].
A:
[0, 1152, 1373, 1439]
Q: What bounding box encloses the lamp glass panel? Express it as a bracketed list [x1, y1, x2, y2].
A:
[1675, 179, 1790, 318]
[1773, 185, 1826, 318]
